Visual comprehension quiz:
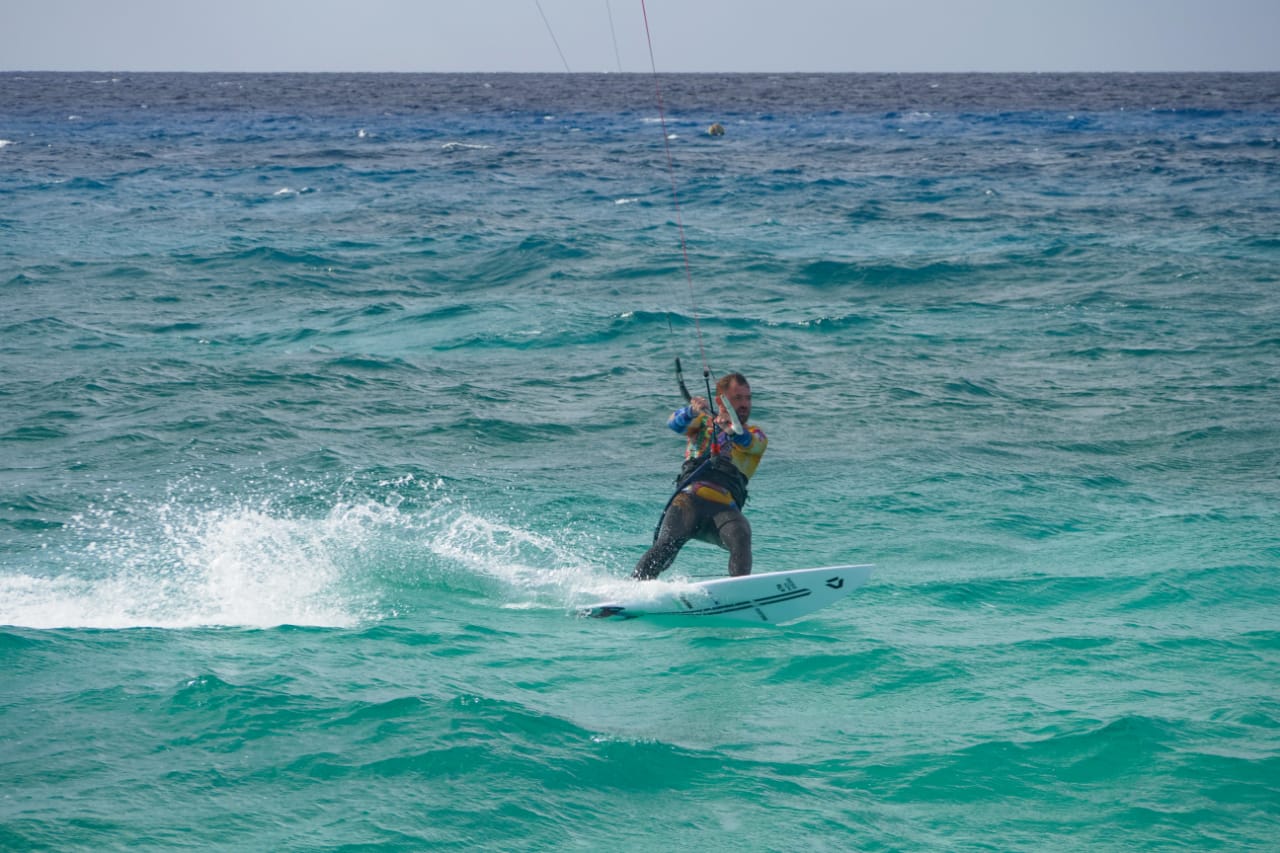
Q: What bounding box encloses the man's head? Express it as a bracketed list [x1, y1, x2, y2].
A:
[716, 372, 752, 424]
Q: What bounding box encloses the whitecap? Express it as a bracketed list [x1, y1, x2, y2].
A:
[0, 497, 392, 630]
[419, 504, 602, 604]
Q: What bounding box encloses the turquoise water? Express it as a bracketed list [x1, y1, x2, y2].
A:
[2, 72, 1279, 850]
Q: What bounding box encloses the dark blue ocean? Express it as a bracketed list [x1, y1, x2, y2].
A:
[2, 72, 1279, 850]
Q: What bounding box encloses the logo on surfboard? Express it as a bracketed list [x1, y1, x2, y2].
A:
[825, 577, 844, 589]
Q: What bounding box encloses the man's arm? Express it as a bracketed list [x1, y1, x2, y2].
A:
[667, 397, 710, 434]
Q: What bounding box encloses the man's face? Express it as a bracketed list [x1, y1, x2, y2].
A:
[721, 380, 752, 424]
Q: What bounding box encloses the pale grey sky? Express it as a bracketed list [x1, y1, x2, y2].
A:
[3, 0, 1276, 73]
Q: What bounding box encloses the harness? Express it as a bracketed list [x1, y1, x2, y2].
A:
[674, 453, 749, 507]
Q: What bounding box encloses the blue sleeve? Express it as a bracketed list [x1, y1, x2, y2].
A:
[667, 405, 694, 433]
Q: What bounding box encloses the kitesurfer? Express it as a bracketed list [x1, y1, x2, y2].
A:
[633, 372, 767, 580]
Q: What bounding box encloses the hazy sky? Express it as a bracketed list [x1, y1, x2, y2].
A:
[3, 0, 1277, 73]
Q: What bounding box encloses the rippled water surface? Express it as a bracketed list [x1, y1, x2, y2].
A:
[2, 72, 1278, 851]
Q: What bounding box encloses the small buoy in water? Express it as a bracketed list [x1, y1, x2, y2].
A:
[708, 122, 725, 137]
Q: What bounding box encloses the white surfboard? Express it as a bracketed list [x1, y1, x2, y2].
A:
[580, 564, 873, 626]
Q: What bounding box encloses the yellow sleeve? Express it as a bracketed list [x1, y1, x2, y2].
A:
[730, 427, 767, 480]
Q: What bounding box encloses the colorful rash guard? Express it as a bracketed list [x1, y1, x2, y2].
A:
[667, 405, 767, 502]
